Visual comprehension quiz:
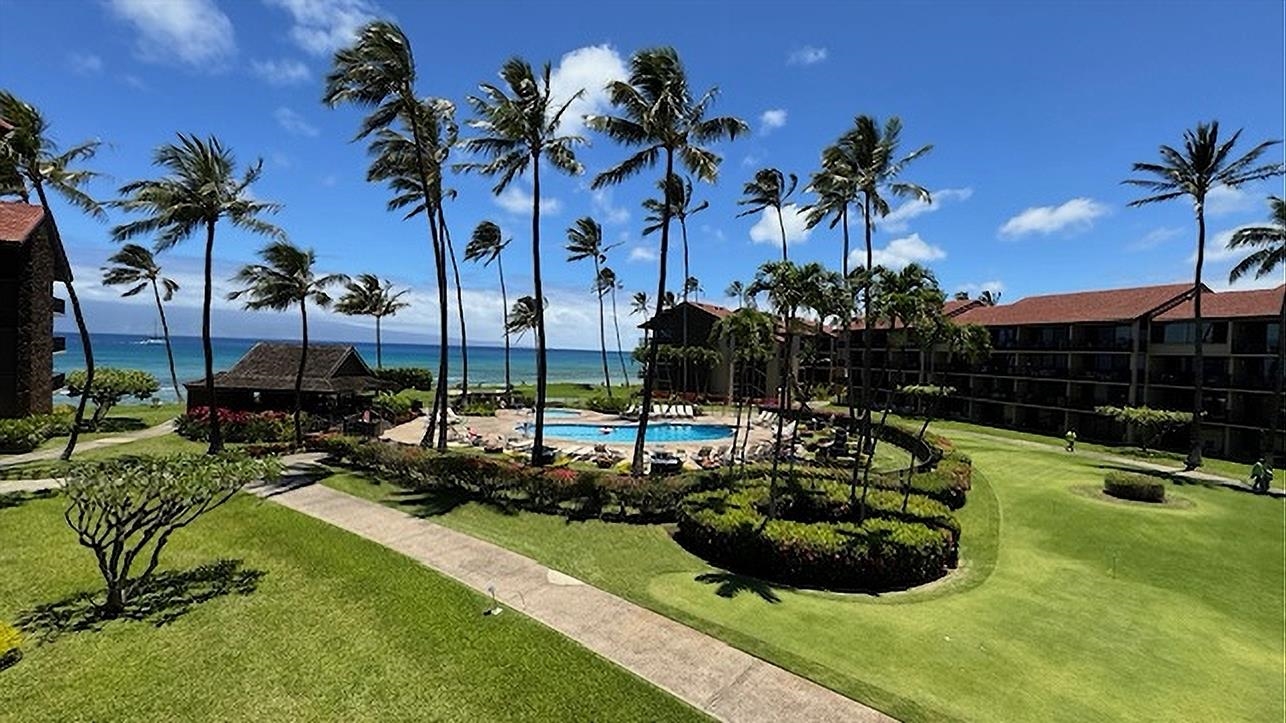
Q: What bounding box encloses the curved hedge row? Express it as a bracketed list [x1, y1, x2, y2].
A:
[676, 481, 958, 591]
[1103, 471, 1166, 503]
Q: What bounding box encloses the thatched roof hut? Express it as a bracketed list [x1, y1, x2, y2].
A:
[184, 342, 393, 413]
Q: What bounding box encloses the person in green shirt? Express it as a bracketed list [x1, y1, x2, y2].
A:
[1250, 458, 1273, 493]
[1065, 429, 1077, 453]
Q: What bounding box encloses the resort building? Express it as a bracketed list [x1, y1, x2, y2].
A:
[184, 342, 392, 415]
[0, 201, 66, 418]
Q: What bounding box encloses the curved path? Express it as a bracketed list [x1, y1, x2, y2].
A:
[0, 421, 176, 468]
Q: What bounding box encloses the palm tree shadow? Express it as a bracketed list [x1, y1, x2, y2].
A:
[695, 571, 784, 604]
[0, 488, 57, 510]
[16, 558, 265, 644]
[388, 488, 475, 518]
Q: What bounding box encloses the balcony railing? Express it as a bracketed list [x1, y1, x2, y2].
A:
[53, 336, 66, 353]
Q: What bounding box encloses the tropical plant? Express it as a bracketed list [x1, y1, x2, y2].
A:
[951, 290, 969, 301]
[711, 307, 775, 464]
[738, 167, 798, 261]
[334, 273, 410, 369]
[0, 91, 105, 460]
[64, 368, 160, 429]
[458, 57, 585, 465]
[227, 241, 345, 446]
[631, 291, 652, 347]
[597, 266, 632, 388]
[464, 220, 513, 393]
[324, 20, 454, 450]
[506, 295, 543, 342]
[1124, 121, 1283, 467]
[643, 174, 708, 394]
[978, 289, 1001, 306]
[588, 47, 748, 474]
[1095, 405, 1195, 455]
[113, 134, 283, 454]
[724, 280, 751, 308]
[101, 244, 183, 401]
[566, 216, 616, 395]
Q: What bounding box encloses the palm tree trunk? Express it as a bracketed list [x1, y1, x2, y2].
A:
[680, 215, 691, 396]
[633, 152, 675, 475]
[610, 286, 630, 388]
[531, 154, 548, 466]
[441, 207, 468, 406]
[857, 194, 875, 517]
[434, 216, 450, 450]
[769, 323, 793, 518]
[498, 254, 512, 397]
[1189, 206, 1206, 468]
[202, 220, 222, 454]
[776, 203, 788, 262]
[1271, 295, 1284, 467]
[375, 314, 383, 369]
[152, 281, 182, 402]
[594, 256, 612, 396]
[294, 299, 308, 447]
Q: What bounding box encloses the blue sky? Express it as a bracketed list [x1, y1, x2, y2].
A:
[5, 0, 1284, 350]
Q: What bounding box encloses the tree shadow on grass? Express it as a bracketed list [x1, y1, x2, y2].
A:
[388, 488, 476, 518]
[695, 571, 783, 604]
[0, 488, 57, 510]
[16, 559, 265, 644]
[94, 417, 149, 433]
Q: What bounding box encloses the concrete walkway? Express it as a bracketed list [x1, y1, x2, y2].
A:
[0, 421, 176, 468]
[248, 455, 893, 723]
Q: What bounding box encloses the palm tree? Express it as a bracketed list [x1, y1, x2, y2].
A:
[631, 291, 652, 347]
[101, 244, 183, 402]
[643, 174, 708, 396]
[458, 57, 585, 466]
[597, 266, 632, 389]
[464, 220, 513, 394]
[978, 289, 1001, 306]
[506, 295, 542, 343]
[738, 167, 798, 261]
[588, 47, 747, 473]
[725, 280, 748, 308]
[566, 216, 615, 396]
[1124, 121, 1283, 467]
[325, 20, 453, 450]
[684, 276, 702, 301]
[334, 273, 410, 368]
[1228, 195, 1285, 465]
[952, 290, 970, 301]
[227, 242, 344, 447]
[0, 91, 105, 460]
[113, 134, 283, 454]
[712, 307, 775, 463]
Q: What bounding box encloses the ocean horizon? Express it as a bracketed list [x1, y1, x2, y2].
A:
[56, 333, 639, 403]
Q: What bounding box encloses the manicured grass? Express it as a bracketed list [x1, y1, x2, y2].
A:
[31, 402, 184, 452]
[0, 493, 704, 722]
[323, 432, 1284, 721]
[0, 434, 207, 479]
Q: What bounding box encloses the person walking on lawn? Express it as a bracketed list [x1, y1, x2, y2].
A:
[1065, 429, 1077, 453]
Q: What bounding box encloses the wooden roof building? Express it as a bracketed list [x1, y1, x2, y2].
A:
[184, 342, 393, 413]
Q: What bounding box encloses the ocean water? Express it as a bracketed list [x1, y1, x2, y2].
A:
[55, 334, 638, 402]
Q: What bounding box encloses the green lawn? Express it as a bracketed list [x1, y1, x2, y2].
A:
[324, 432, 1284, 721]
[0, 493, 704, 722]
[0, 434, 207, 479]
[20, 402, 185, 454]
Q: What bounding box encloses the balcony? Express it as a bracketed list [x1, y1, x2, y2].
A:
[52, 296, 65, 315]
[53, 335, 66, 353]
[1068, 368, 1131, 384]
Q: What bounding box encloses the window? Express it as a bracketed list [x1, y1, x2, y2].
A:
[1152, 321, 1227, 345]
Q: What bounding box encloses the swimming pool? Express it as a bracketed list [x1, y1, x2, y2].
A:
[541, 408, 583, 418]
[532, 422, 733, 444]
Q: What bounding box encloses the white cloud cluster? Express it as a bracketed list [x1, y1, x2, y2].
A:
[1126, 226, 1183, 252]
[590, 188, 630, 225]
[628, 245, 658, 263]
[1205, 184, 1256, 216]
[108, 0, 236, 68]
[548, 44, 628, 136]
[849, 233, 947, 271]
[495, 186, 562, 216]
[787, 45, 827, 65]
[274, 107, 320, 137]
[251, 58, 310, 85]
[67, 52, 104, 75]
[880, 187, 973, 233]
[759, 109, 787, 134]
[748, 204, 811, 247]
[999, 197, 1109, 238]
[265, 0, 381, 56]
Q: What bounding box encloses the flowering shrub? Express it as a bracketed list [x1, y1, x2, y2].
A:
[175, 407, 296, 443]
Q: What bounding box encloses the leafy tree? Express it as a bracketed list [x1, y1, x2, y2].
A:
[334, 274, 410, 369]
[458, 57, 585, 465]
[0, 91, 106, 460]
[62, 454, 278, 617]
[737, 167, 798, 261]
[464, 221, 513, 393]
[597, 266, 632, 388]
[1124, 121, 1283, 467]
[566, 216, 616, 396]
[227, 242, 345, 447]
[113, 134, 283, 454]
[643, 174, 709, 390]
[712, 307, 775, 464]
[588, 47, 747, 474]
[65, 368, 159, 429]
[101, 244, 183, 401]
[1096, 405, 1196, 455]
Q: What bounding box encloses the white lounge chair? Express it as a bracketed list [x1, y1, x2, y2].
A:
[681, 404, 695, 419]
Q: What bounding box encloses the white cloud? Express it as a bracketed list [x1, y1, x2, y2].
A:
[759, 109, 787, 134]
[1205, 184, 1256, 216]
[787, 45, 827, 65]
[590, 188, 629, 225]
[849, 233, 947, 271]
[549, 44, 628, 136]
[121, 74, 148, 90]
[880, 187, 973, 233]
[67, 52, 104, 75]
[1126, 226, 1184, 252]
[1189, 224, 1259, 264]
[274, 107, 320, 137]
[628, 246, 658, 263]
[251, 58, 310, 85]
[955, 280, 1005, 296]
[741, 154, 761, 168]
[699, 224, 726, 242]
[108, 0, 236, 68]
[265, 0, 380, 56]
[999, 197, 1109, 238]
[749, 203, 811, 247]
[495, 186, 562, 216]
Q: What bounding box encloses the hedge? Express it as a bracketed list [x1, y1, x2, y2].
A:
[0, 412, 73, 453]
[373, 367, 434, 392]
[1103, 471, 1166, 503]
[175, 408, 299, 444]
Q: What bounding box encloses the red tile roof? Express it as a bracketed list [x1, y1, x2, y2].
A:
[689, 301, 734, 319]
[943, 298, 982, 317]
[1154, 284, 1285, 321]
[0, 202, 46, 243]
[952, 283, 1196, 326]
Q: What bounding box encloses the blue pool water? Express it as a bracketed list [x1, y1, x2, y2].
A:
[541, 409, 583, 418]
[533, 422, 733, 444]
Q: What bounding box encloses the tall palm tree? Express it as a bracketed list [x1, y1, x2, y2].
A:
[1124, 121, 1283, 467]
[0, 91, 105, 460]
[598, 266, 632, 389]
[464, 220, 513, 394]
[978, 289, 1001, 306]
[643, 174, 708, 395]
[738, 167, 798, 261]
[458, 57, 585, 466]
[712, 307, 774, 462]
[113, 134, 283, 454]
[228, 242, 344, 447]
[566, 216, 615, 395]
[325, 20, 453, 450]
[506, 295, 542, 343]
[1228, 195, 1286, 465]
[334, 273, 410, 368]
[101, 244, 183, 402]
[725, 280, 748, 308]
[631, 291, 652, 347]
[588, 47, 747, 473]
[951, 290, 970, 301]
